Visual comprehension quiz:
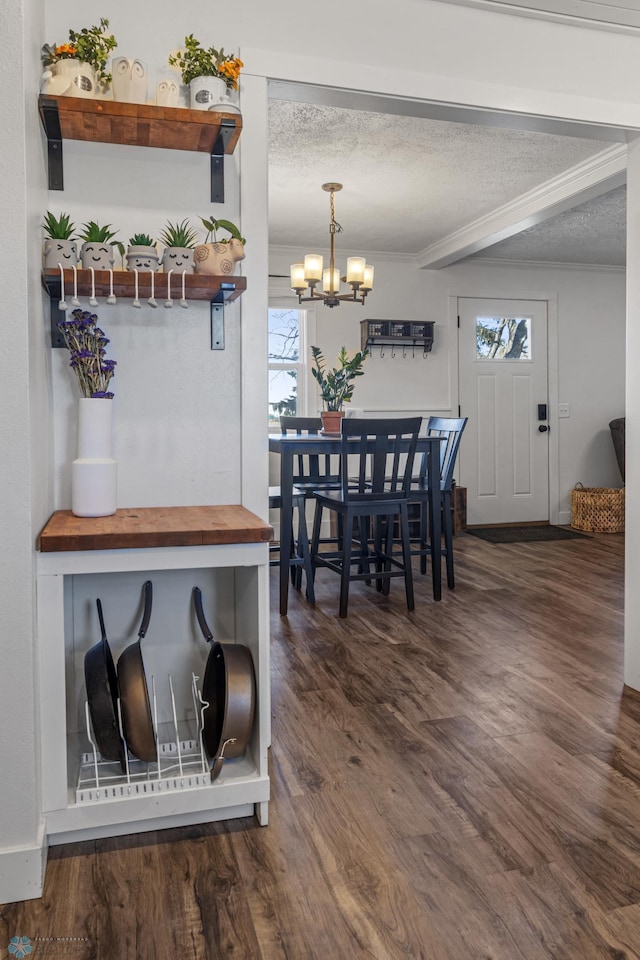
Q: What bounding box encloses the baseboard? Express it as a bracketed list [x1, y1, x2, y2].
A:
[0, 822, 47, 904]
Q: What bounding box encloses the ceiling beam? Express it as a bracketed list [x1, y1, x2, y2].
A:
[417, 143, 627, 269]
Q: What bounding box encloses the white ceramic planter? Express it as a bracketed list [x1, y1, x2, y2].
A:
[126, 245, 160, 272]
[111, 57, 148, 104]
[43, 239, 78, 270]
[81, 242, 116, 271]
[189, 76, 227, 111]
[72, 398, 117, 518]
[161, 247, 194, 273]
[41, 59, 98, 98]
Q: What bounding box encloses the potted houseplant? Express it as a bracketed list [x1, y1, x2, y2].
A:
[125, 233, 160, 272]
[79, 222, 125, 271]
[41, 18, 117, 98]
[194, 216, 246, 276]
[56, 308, 117, 517]
[168, 35, 243, 110]
[42, 211, 78, 270]
[159, 219, 198, 273]
[310, 345, 368, 434]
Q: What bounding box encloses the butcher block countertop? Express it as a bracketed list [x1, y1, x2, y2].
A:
[38, 505, 273, 553]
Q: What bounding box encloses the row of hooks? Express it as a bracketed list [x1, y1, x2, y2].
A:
[56, 262, 191, 311]
[369, 343, 431, 359]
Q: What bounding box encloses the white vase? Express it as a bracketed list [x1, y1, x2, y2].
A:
[42, 59, 98, 98]
[111, 57, 148, 104]
[189, 76, 227, 111]
[72, 398, 117, 518]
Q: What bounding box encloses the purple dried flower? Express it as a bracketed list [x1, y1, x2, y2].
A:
[56, 309, 116, 399]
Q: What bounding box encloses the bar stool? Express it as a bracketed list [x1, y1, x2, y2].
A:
[269, 485, 315, 604]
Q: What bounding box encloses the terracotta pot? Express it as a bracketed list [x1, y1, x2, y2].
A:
[321, 410, 345, 435]
[194, 242, 244, 276]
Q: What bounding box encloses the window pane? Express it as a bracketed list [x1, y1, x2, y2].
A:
[476, 316, 531, 360]
[269, 368, 297, 426]
[269, 308, 300, 363]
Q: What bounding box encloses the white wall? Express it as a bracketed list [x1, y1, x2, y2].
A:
[270, 247, 626, 522]
[2, 0, 638, 903]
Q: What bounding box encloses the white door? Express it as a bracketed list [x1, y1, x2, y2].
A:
[458, 297, 549, 525]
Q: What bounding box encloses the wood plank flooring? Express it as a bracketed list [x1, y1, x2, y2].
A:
[3, 531, 637, 959]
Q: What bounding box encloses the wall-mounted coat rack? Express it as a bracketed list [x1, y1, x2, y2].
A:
[360, 320, 435, 357]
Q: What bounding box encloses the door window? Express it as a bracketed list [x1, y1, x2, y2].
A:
[476, 316, 531, 360]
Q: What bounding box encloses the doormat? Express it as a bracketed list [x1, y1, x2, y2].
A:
[466, 525, 591, 544]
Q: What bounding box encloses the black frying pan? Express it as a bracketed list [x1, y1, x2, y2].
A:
[84, 599, 126, 771]
[193, 586, 256, 780]
[117, 580, 156, 762]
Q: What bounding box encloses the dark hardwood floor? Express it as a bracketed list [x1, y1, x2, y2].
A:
[3, 531, 638, 959]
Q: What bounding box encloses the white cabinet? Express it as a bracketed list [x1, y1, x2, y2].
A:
[36, 507, 270, 846]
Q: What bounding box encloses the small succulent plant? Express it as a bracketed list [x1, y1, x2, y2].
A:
[80, 221, 125, 256]
[159, 219, 198, 249]
[42, 211, 76, 240]
[128, 233, 156, 247]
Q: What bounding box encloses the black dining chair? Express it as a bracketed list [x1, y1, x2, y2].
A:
[279, 416, 342, 495]
[268, 485, 315, 603]
[310, 417, 422, 618]
[408, 416, 468, 588]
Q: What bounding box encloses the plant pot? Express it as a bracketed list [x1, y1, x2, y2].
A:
[111, 57, 148, 105]
[161, 247, 194, 273]
[321, 411, 345, 435]
[81, 242, 116, 271]
[43, 238, 78, 270]
[126, 245, 160, 272]
[72, 398, 117, 518]
[194, 242, 244, 276]
[42, 59, 98, 98]
[189, 76, 227, 111]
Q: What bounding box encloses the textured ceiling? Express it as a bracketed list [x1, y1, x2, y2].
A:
[268, 99, 626, 266]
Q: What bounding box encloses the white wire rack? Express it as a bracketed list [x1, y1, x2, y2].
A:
[76, 673, 211, 803]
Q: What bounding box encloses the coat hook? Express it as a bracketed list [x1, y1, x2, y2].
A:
[380, 344, 385, 358]
[391, 344, 396, 358]
[402, 344, 407, 358]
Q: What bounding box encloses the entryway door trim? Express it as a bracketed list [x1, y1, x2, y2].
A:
[447, 289, 561, 525]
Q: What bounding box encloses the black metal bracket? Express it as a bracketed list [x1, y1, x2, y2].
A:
[210, 283, 241, 350]
[42, 275, 68, 347]
[211, 118, 237, 204]
[40, 98, 64, 191]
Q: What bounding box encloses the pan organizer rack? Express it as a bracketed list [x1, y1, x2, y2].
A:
[76, 673, 228, 803]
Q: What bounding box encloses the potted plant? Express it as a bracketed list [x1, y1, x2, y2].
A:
[41, 18, 117, 98]
[159, 219, 198, 273]
[79, 222, 125, 271]
[194, 216, 246, 276]
[168, 35, 243, 110]
[125, 233, 160, 272]
[310, 345, 368, 434]
[42, 211, 78, 270]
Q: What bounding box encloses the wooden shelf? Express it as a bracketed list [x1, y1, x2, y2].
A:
[38, 505, 273, 553]
[38, 94, 242, 201]
[42, 269, 246, 348]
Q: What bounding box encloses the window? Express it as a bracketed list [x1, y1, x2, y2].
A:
[476, 316, 531, 360]
[268, 303, 316, 428]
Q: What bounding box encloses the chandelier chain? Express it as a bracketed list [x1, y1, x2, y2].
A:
[330, 189, 343, 234]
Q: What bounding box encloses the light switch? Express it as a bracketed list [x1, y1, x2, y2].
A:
[558, 403, 570, 418]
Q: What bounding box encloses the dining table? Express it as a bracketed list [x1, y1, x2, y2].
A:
[269, 432, 445, 615]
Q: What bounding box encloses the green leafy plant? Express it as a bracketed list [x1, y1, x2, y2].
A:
[159, 219, 198, 249]
[42, 211, 76, 240]
[41, 18, 117, 85]
[199, 216, 245, 245]
[168, 35, 243, 89]
[80, 221, 125, 257]
[128, 233, 156, 248]
[310, 346, 368, 411]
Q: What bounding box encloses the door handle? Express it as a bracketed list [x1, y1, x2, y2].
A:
[538, 424, 549, 433]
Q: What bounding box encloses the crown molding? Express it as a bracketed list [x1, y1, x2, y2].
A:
[417, 143, 627, 268]
[438, 0, 640, 34]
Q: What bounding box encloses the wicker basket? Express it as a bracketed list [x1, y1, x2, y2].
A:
[571, 483, 625, 533]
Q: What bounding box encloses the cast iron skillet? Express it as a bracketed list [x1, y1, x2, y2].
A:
[84, 598, 126, 771]
[192, 586, 256, 780]
[117, 580, 156, 762]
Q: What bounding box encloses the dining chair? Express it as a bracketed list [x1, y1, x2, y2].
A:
[310, 417, 422, 618]
[279, 416, 342, 494]
[409, 416, 468, 588]
[268, 485, 315, 603]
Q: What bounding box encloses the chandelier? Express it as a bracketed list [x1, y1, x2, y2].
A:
[290, 183, 374, 308]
